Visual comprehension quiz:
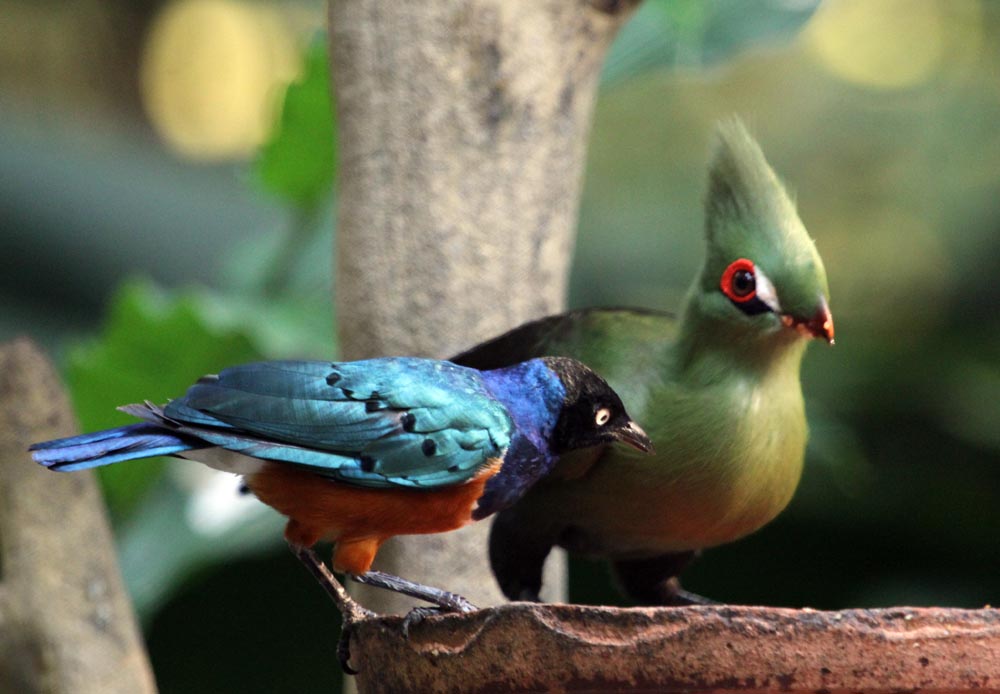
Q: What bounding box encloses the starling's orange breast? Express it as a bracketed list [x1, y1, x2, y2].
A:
[245, 459, 502, 574]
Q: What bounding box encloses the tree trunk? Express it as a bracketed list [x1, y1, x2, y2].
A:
[330, 0, 638, 615]
[0, 338, 156, 694]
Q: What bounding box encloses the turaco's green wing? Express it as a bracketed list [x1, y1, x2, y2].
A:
[161, 358, 513, 489]
[452, 308, 677, 423]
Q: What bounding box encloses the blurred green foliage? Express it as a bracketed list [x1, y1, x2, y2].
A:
[255, 38, 336, 210]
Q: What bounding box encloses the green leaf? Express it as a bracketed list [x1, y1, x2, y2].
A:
[65, 280, 264, 517]
[255, 38, 336, 209]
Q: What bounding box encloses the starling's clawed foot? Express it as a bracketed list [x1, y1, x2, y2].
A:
[289, 544, 375, 674]
[400, 606, 454, 638]
[337, 625, 360, 676]
[350, 570, 477, 640]
[351, 569, 478, 613]
[291, 548, 480, 671]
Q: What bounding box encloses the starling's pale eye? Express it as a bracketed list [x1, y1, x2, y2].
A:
[595, 408, 611, 426]
[721, 258, 758, 303]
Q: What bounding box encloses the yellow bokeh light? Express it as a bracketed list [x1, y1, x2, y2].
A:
[804, 0, 950, 89]
[140, 0, 300, 161]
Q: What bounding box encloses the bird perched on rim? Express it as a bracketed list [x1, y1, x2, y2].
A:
[452, 119, 834, 605]
[30, 355, 650, 612]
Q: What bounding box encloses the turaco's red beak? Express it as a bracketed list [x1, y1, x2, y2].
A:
[781, 300, 835, 345]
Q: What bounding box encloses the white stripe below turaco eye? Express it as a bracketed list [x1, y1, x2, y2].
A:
[754, 266, 782, 313]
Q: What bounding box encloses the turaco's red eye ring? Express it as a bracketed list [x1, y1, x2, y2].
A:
[720, 258, 757, 303]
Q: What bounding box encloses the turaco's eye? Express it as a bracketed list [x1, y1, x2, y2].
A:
[720, 258, 757, 303]
[594, 408, 611, 426]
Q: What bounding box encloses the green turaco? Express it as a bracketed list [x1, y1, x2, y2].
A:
[452, 119, 833, 604]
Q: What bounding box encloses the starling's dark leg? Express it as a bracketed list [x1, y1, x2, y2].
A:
[611, 550, 718, 606]
[289, 544, 374, 675]
[350, 570, 478, 612]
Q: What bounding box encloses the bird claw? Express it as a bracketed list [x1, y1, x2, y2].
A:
[336, 616, 369, 675]
[337, 601, 378, 675]
[337, 625, 359, 675]
[400, 599, 477, 639]
[400, 606, 444, 639]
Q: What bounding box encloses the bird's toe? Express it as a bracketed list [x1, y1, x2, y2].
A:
[337, 623, 361, 675]
[400, 606, 446, 639]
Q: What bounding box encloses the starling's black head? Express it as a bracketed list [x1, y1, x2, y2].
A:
[541, 357, 653, 455]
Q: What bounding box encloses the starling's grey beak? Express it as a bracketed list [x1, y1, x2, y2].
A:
[617, 421, 654, 454]
[781, 299, 835, 345]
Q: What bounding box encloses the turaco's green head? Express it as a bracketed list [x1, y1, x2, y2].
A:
[687, 118, 833, 351]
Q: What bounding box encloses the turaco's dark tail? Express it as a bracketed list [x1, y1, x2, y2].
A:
[29, 423, 200, 472]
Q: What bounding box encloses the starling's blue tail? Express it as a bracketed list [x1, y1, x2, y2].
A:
[29, 423, 199, 472]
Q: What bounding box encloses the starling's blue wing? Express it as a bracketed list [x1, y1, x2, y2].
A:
[160, 358, 513, 489]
